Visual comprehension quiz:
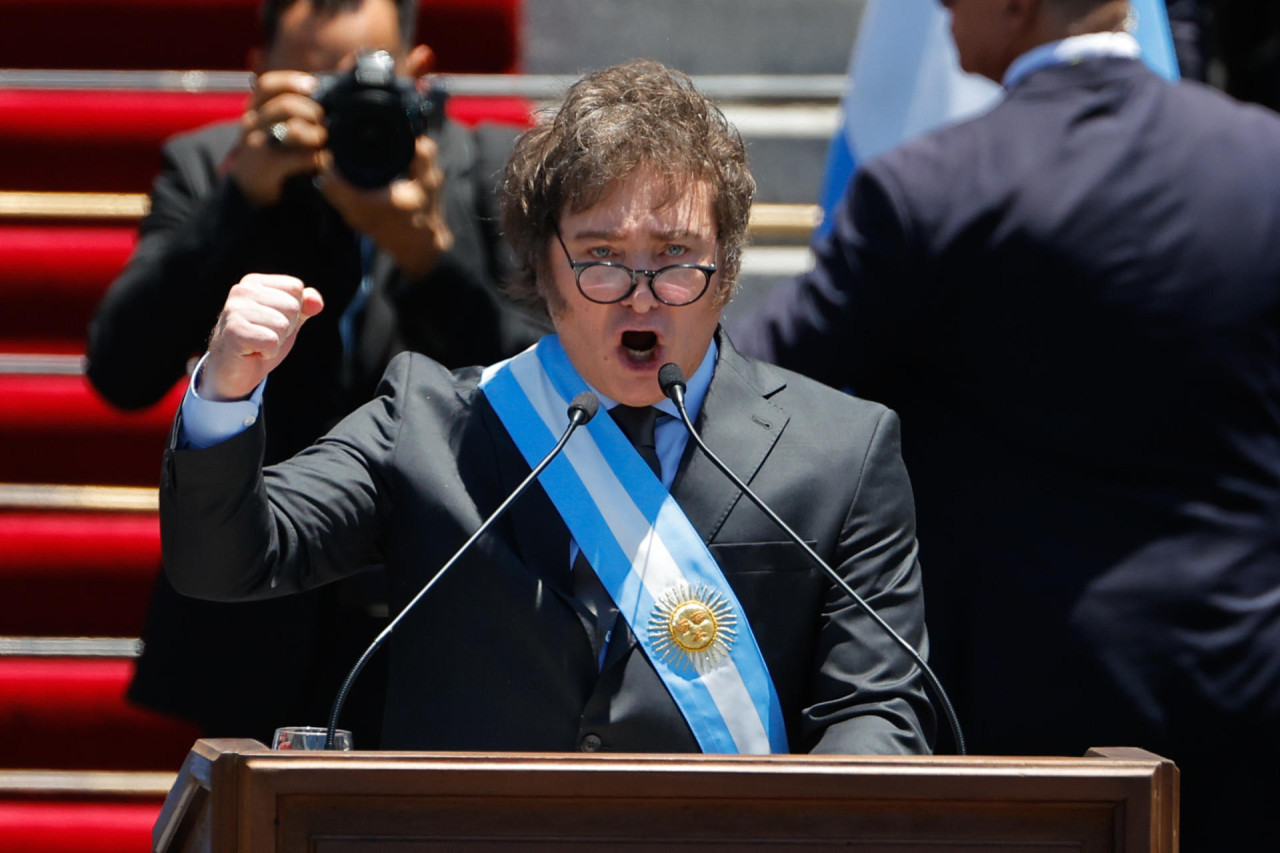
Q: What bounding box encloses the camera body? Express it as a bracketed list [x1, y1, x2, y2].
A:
[312, 50, 448, 188]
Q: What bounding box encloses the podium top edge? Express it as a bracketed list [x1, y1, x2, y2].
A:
[193, 739, 1173, 772]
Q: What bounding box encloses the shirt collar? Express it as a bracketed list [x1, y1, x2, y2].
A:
[1003, 31, 1141, 90]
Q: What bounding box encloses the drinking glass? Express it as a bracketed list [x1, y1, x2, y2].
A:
[271, 726, 353, 751]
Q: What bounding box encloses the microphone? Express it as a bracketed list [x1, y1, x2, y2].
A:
[323, 390, 600, 748]
[657, 363, 966, 754]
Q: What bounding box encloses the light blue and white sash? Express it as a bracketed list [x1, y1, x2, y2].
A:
[479, 336, 788, 754]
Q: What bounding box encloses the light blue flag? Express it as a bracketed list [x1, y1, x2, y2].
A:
[817, 0, 1180, 237]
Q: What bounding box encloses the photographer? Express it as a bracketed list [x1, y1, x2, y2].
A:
[86, 0, 546, 744]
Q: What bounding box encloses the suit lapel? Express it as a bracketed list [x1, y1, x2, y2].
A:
[672, 334, 791, 545]
[476, 394, 575, 598]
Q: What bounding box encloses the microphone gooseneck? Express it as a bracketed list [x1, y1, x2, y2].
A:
[324, 390, 600, 749]
[657, 363, 966, 754]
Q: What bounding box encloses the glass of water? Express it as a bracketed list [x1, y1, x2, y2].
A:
[271, 726, 353, 751]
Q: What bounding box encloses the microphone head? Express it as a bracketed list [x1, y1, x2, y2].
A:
[568, 391, 600, 423]
[658, 363, 686, 399]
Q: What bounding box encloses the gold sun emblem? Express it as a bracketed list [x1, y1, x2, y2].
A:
[648, 583, 738, 674]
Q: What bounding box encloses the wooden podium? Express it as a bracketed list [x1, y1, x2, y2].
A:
[154, 740, 1177, 852]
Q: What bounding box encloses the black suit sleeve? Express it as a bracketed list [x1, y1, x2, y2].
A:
[86, 131, 284, 410]
[729, 163, 928, 396]
[159, 354, 413, 602]
[803, 406, 933, 755]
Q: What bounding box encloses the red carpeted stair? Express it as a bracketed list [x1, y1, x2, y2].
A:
[0, 225, 136, 352]
[0, 2, 532, 848]
[0, 511, 160, 636]
[0, 0, 520, 74]
[0, 373, 181, 486]
[0, 659, 201, 772]
[0, 89, 535, 193]
[0, 800, 167, 853]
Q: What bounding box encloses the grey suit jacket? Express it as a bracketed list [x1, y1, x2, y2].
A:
[160, 333, 934, 754]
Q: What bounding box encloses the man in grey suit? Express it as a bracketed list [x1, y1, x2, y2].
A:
[732, 0, 1280, 845]
[158, 59, 935, 755]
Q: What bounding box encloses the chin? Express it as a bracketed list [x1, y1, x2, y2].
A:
[615, 389, 665, 407]
[609, 377, 666, 407]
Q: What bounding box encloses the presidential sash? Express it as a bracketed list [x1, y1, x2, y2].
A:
[479, 336, 788, 754]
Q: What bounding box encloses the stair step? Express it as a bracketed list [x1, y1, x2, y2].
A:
[0, 770, 174, 853]
[0, 373, 180, 486]
[0, 801, 163, 853]
[0, 225, 135, 349]
[0, 0, 520, 74]
[0, 89, 243, 193]
[0, 86, 533, 195]
[0, 510, 158, 637]
[0, 658, 201, 771]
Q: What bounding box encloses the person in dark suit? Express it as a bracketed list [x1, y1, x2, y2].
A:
[85, 0, 545, 745]
[731, 0, 1280, 845]
[157, 59, 935, 755]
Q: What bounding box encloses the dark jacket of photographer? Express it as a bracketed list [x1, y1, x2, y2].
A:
[85, 116, 548, 742]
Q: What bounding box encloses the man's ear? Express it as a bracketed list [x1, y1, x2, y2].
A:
[1002, 0, 1043, 25]
[1005, 0, 1050, 44]
[406, 44, 434, 78]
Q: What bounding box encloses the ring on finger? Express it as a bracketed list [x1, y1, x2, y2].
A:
[267, 121, 290, 149]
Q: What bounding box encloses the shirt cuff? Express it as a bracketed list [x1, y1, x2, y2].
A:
[179, 352, 267, 449]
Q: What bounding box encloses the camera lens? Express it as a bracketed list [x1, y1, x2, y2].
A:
[326, 91, 417, 188]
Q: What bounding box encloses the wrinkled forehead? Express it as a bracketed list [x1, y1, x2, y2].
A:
[559, 167, 717, 238]
[265, 0, 405, 73]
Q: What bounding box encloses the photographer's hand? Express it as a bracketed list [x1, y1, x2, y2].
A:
[230, 71, 326, 207]
[317, 135, 454, 278]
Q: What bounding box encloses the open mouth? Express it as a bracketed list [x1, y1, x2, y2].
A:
[621, 330, 659, 363]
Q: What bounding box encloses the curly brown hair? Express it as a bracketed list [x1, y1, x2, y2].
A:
[499, 59, 755, 316]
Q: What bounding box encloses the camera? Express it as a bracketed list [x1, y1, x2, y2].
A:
[312, 50, 448, 188]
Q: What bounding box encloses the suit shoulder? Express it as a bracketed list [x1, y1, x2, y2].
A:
[377, 351, 489, 410]
[163, 120, 239, 159]
[151, 121, 240, 195]
[382, 350, 485, 389]
[856, 111, 993, 219]
[1166, 77, 1280, 137]
[733, 349, 895, 426]
[783, 365, 894, 423]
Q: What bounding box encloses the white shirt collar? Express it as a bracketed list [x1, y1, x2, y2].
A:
[1003, 31, 1141, 90]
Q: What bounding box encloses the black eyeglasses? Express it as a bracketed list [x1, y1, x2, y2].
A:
[554, 229, 717, 306]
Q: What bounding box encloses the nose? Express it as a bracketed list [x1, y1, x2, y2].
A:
[622, 274, 659, 313]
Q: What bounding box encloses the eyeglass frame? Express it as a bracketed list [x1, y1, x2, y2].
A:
[553, 227, 718, 306]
